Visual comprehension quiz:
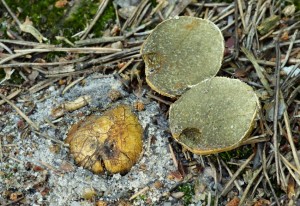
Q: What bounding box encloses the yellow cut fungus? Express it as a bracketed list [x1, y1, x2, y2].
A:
[65, 105, 143, 174]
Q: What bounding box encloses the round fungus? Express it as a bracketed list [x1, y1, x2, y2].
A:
[65, 105, 143, 174]
[169, 77, 260, 155]
[141, 16, 224, 98]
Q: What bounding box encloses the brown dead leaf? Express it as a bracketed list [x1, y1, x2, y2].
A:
[55, 0, 68, 8]
[226, 196, 240, 206]
[287, 176, 295, 199]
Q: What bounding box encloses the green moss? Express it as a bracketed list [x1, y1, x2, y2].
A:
[0, 69, 24, 85]
[2, 0, 116, 42]
[219, 146, 252, 162]
[178, 183, 194, 206]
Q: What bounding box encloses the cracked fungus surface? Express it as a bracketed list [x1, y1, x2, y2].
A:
[65, 105, 143, 174]
[141, 16, 224, 97]
[169, 77, 260, 155]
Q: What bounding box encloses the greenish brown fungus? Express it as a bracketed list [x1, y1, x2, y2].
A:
[169, 77, 260, 155]
[141, 16, 224, 98]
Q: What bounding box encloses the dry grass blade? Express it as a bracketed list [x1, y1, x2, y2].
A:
[220, 152, 255, 196]
[272, 41, 282, 185]
[281, 29, 298, 68]
[220, 159, 243, 194]
[241, 47, 272, 94]
[0, 93, 39, 131]
[129, 186, 150, 200]
[236, 0, 247, 32]
[33, 131, 68, 147]
[62, 76, 85, 95]
[80, 0, 109, 40]
[283, 111, 300, 172]
[0, 89, 21, 106]
[0, 137, 3, 162]
[14, 47, 122, 54]
[29, 78, 60, 94]
[239, 166, 262, 206]
[262, 148, 280, 206]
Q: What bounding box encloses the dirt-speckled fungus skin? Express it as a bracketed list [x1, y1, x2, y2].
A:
[141, 16, 224, 98]
[169, 77, 260, 155]
[65, 105, 143, 174]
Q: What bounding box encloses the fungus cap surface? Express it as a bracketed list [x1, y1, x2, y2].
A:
[65, 105, 143, 174]
[141, 16, 224, 97]
[169, 77, 260, 154]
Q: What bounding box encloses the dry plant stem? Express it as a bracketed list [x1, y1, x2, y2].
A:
[244, 1, 253, 31]
[287, 84, 300, 106]
[122, 0, 148, 31]
[273, 41, 281, 185]
[237, 0, 246, 32]
[238, 166, 263, 206]
[75, 36, 125, 46]
[233, 2, 239, 59]
[36, 160, 62, 175]
[118, 58, 135, 74]
[283, 111, 300, 171]
[129, 186, 150, 200]
[220, 152, 255, 196]
[33, 131, 68, 147]
[281, 30, 298, 68]
[78, 46, 140, 70]
[245, 0, 261, 48]
[281, 62, 300, 90]
[1, 0, 22, 27]
[240, 134, 269, 145]
[62, 76, 85, 95]
[168, 143, 178, 169]
[280, 154, 300, 177]
[29, 78, 60, 94]
[0, 38, 52, 47]
[280, 155, 300, 187]
[169, 0, 192, 17]
[80, 0, 109, 40]
[0, 93, 39, 131]
[0, 89, 21, 106]
[15, 47, 121, 54]
[9, 156, 23, 163]
[241, 47, 272, 94]
[113, 2, 121, 29]
[263, 146, 280, 206]
[260, 39, 300, 52]
[146, 93, 172, 105]
[0, 51, 33, 65]
[133, 2, 151, 28]
[211, 3, 234, 22]
[0, 137, 3, 162]
[238, 57, 300, 66]
[0, 42, 13, 54]
[220, 159, 243, 194]
[213, 8, 235, 23]
[273, 21, 300, 35]
[191, 2, 229, 7]
[0, 55, 90, 68]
